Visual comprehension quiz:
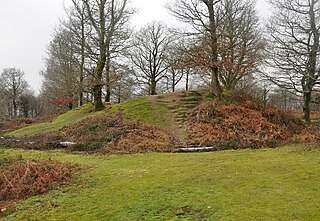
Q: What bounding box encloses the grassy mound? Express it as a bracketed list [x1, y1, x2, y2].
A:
[185, 96, 316, 149]
[6, 90, 320, 152]
[0, 157, 77, 212]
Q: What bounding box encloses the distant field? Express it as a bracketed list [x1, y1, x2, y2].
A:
[1, 145, 320, 220]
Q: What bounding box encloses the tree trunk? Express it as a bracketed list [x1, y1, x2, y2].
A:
[150, 78, 157, 95]
[303, 91, 311, 122]
[68, 102, 73, 110]
[185, 70, 189, 91]
[93, 60, 106, 111]
[172, 72, 175, 92]
[93, 84, 104, 111]
[117, 86, 121, 103]
[79, 4, 86, 107]
[205, 0, 222, 97]
[79, 91, 83, 107]
[210, 67, 222, 97]
[105, 52, 111, 102]
[13, 99, 17, 117]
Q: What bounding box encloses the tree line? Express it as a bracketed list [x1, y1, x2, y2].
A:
[2, 0, 320, 122]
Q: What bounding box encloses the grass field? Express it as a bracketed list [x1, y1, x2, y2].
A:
[1, 145, 320, 221]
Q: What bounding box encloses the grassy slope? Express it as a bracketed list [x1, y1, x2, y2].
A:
[1, 146, 320, 220]
[111, 91, 204, 142]
[7, 104, 105, 137]
[7, 91, 204, 139]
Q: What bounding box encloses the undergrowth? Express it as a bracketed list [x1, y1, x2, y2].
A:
[26, 113, 175, 153]
[0, 156, 78, 213]
[185, 95, 319, 149]
[0, 116, 54, 135]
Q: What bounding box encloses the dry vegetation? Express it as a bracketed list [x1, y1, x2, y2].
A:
[0, 116, 53, 135]
[27, 113, 175, 153]
[185, 96, 319, 149]
[0, 156, 77, 212]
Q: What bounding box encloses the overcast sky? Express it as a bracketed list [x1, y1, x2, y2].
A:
[0, 0, 269, 93]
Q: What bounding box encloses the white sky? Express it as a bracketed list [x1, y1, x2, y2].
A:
[0, 0, 269, 93]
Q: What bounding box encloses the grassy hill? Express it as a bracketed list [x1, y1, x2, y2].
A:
[7, 90, 206, 142]
[1, 146, 320, 220]
[6, 90, 318, 152]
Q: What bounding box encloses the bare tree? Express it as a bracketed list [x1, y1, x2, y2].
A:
[217, 0, 263, 90]
[81, 0, 133, 110]
[66, 0, 90, 106]
[165, 49, 183, 92]
[41, 27, 79, 111]
[128, 22, 174, 95]
[0, 68, 29, 117]
[19, 90, 40, 118]
[266, 0, 320, 122]
[110, 64, 135, 103]
[168, 0, 222, 96]
[168, 0, 263, 96]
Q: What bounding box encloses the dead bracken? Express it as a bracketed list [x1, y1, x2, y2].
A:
[0, 157, 78, 212]
[185, 99, 319, 149]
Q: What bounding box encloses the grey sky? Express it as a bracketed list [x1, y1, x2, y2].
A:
[0, 0, 269, 93]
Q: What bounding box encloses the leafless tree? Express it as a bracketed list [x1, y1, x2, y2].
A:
[0, 68, 29, 117]
[217, 0, 263, 90]
[41, 27, 79, 111]
[168, 0, 222, 96]
[66, 0, 90, 106]
[19, 90, 40, 118]
[128, 22, 174, 95]
[165, 46, 185, 92]
[110, 64, 135, 103]
[266, 0, 320, 122]
[168, 0, 263, 96]
[81, 0, 133, 110]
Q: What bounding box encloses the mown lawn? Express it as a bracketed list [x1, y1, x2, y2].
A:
[1, 146, 320, 220]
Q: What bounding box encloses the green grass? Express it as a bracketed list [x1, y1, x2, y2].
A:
[111, 96, 170, 128]
[8, 104, 104, 137]
[110, 92, 204, 142]
[1, 146, 320, 220]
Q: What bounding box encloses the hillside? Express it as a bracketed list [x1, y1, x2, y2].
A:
[5, 90, 319, 152]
